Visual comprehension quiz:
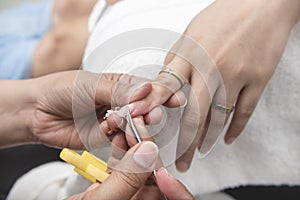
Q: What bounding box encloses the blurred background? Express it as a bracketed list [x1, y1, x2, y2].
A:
[0, 0, 42, 10]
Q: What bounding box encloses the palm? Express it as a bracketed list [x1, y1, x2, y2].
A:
[30, 71, 108, 149]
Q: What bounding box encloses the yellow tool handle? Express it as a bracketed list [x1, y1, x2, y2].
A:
[60, 148, 109, 183]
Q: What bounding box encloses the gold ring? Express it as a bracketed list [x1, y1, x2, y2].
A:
[212, 102, 235, 114]
[159, 67, 186, 88]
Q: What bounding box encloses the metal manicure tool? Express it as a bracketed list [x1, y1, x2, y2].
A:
[126, 107, 168, 200]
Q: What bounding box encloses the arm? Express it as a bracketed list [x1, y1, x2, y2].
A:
[0, 79, 37, 147]
[0, 71, 152, 149]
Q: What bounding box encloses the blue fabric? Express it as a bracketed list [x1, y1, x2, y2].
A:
[0, 1, 52, 80]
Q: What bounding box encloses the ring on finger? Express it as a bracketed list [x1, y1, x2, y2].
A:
[159, 67, 186, 88]
[212, 102, 235, 114]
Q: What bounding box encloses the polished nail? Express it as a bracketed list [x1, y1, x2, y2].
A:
[176, 161, 189, 172]
[113, 115, 123, 127]
[159, 167, 174, 178]
[128, 103, 135, 113]
[133, 141, 158, 168]
[226, 137, 236, 145]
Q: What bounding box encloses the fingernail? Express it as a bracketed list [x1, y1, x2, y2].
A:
[147, 106, 162, 124]
[180, 99, 188, 108]
[113, 115, 123, 127]
[176, 161, 189, 172]
[226, 137, 236, 145]
[158, 167, 173, 178]
[133, 141, 158, 168]
[128, 104, 135, 113]
[176, 91, 187, 107]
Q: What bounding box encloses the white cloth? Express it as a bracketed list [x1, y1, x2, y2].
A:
[7, 162, 73, 200]
[83, 0, 300, 196]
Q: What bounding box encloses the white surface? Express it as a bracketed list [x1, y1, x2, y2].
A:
[7, 162, 74, 200]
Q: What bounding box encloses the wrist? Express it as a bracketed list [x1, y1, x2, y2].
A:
[0, 79, 38, 147]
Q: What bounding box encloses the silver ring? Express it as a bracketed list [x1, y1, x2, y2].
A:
[159, 67, 186, 88]
[212, 102, 235, 114]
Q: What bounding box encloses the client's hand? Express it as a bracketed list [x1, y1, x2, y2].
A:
[29, 71, 152, 149]
[67, 141, 194, 200]
[126, 0, 300, 172]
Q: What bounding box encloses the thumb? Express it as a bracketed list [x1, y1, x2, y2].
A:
[87, 141, 158, 200]
[156, 168, 194, 200]
[96, 73, 152, 107]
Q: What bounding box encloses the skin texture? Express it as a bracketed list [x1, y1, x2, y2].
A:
[68, 142, 194, 200]
[0, 70, 194, 199]
[126, 0, 300, 172]
[31, 0, 97, 77]
[31, 0, 120, 78]
[0, 71, 153, 148]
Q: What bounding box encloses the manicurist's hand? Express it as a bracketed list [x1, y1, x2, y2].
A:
[30, 71, 154, 149]
[67, 141, 194, 200]
[0, 71, 152, 148]
[126, 0, 300, 172]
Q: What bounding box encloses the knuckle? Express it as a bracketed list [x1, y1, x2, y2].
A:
[239, 106, 254, 119]
[214, 53, 249, 83]
[117, 171, 144, 191]
[232, 63, 247, 78]
[214, 51, 228, 71]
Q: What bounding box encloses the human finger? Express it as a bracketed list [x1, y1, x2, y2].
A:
[156, 168, 194, 200]
[224, 85, 263, 144]
[106, 113, 125, 132]
[125, 116, 154, 147]
[108, 132, 129, 167]
[130, 57, 190, 117]
[84, 141, 158, 200]
[197, 84, 239, 156]
[163, 90, 187, 108]
[95, 73, 152, 107]
[175, 74, 213, 172]
[143, 106, 163, 125]
[141, 90, 187, 125]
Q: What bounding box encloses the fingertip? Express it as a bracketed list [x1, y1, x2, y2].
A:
[128, 103, 135, 113]
[133, 141, 158, 169]
[156, 167, 173, 179]
[113, 114, 124, 129]
[164, 90, 187, 108]
[156, 167, 194, 199]
[175, 160, 190, 173]
[144, 106, 163, 125]
[225, 134, 236, 145]
[129, 99, 151, 117]
[100, 121, 110, 135]
[176, 90, 188, 107]
[130, 82, 152, 102]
